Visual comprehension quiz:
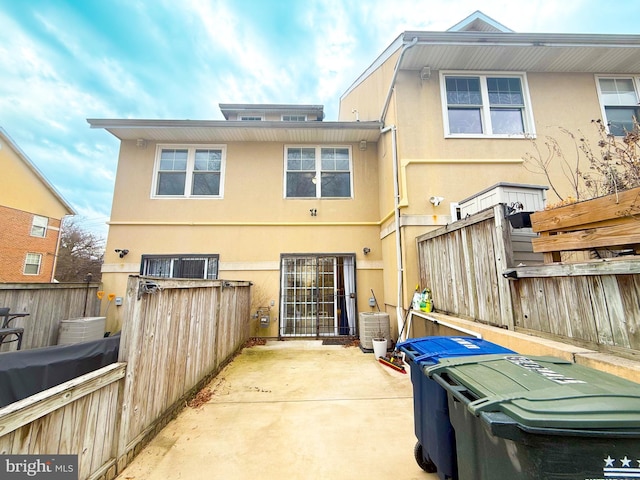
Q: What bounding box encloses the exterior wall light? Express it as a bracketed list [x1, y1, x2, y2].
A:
[429, 196, 444, 207]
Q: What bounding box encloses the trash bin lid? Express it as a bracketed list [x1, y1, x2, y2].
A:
[428, 354, 640, 429]
[397, 336, 514, 365]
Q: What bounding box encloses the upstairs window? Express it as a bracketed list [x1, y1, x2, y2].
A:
[154, 146, 225, 198]
[441, 73, 534, 137]
[240, 115, 263, 121]
[30, 215, 48, 237]
[141, 254, 219, 279]
[285, 146, 352, 198]
[597, 77, 640, 136]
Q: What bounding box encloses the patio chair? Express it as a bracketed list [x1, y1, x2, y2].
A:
[0, 307, 28, 351]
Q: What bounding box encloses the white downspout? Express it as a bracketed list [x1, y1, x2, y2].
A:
[379, 37, 418, 123]
[50, 215, 70, 282]
[379, 37, 418, 340]
[381, 124, 404, 338]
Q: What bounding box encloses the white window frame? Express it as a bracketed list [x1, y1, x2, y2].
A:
[283, 145, 354, 199]
[440, 71, 536, 138]
[151, 144, 226, 199]
[240, 115, 263, 121]
[30, 215, 48, 237]
[595, 75, 640, 136]
[282, 115, 307, 122]
[450, 202, 461, 221]
[24, 253, 42, 275]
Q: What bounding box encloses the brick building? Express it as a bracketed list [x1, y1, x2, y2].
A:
[0, 128, 75, 282]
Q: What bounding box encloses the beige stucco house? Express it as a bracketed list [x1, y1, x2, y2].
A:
[0, 127, 76, 283]
[90, 11, 640, 338]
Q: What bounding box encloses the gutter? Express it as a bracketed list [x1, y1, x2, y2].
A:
[400, 30, 640, 46]
[379, 37, 418, 124]
[379, 37, 418, 340]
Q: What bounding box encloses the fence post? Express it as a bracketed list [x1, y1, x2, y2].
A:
[493, 204, 515, 329]
[115, 276, 144, 471]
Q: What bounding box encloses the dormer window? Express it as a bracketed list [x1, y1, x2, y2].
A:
[240, 115, 263, 121]
[282, 115, 307, 122]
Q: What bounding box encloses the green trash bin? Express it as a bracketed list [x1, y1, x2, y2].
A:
[427, 354, 640, 480]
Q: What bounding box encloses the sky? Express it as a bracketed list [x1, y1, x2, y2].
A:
[2, 0, 640, 242]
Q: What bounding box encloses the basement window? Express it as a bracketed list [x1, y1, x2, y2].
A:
[141, 254, 219, 279]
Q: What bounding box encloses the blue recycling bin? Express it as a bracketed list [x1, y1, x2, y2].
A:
[397, 336, 515, 480]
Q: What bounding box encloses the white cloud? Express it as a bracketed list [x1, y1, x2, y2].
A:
[303, 0, 359, 105]
[0, 13, 119, 128]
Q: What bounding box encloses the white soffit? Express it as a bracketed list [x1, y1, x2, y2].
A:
[87, 120, 383, 143]
[342, 31, 640, 100]
[400, 32, 640, 73]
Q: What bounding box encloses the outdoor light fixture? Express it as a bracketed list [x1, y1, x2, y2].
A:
[115, 249, 129, 258]
[359, 140, 367, 151]
[363, 247, 371, 255]
[429, 196, 444, 207]
[136, 138, 147, 148]
[420, 66, 431, 81]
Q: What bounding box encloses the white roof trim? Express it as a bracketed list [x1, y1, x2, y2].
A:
[447, 10, 514, 33]
[340, 34, 403, 104]
[87, 119, 382, 143]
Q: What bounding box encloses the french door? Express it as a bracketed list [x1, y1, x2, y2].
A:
[279, 254, 356, 338]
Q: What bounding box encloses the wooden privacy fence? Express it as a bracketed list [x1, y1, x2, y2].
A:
[0, 364, 126, 480]
[0, 277, 252, 480]
[116, 276, 252, 470]
[416, 204, 640, 353]
[0, 282, 101, 351]
[416, 204, 514, 330]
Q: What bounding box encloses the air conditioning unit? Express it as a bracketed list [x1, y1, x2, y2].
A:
[57, 317, 106, 345]
[358, 312, 390, 350]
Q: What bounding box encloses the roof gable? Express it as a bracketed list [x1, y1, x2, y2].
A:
[0, 127, 75, 215]
[447, 10, 514, 33]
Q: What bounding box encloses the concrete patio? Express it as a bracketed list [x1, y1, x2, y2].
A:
[115, 340, 437, 480]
